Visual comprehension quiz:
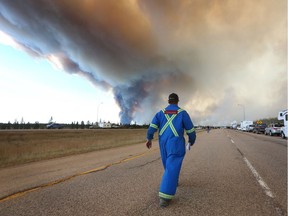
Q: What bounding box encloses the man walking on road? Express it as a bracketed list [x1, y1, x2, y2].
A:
[146, 93, 196, 207]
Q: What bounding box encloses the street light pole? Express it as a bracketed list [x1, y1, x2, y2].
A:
[238, 104, 246, 121]
[97, 102, 103, 126]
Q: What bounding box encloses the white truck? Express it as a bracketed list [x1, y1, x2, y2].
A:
[240, 120, 253, 131]
[230, 121, 237, 129]
[278, 109, 288, 139]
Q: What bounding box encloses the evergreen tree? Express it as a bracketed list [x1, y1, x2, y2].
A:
[81, 121, 85, 129]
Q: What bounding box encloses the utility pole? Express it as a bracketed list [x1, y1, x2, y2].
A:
[97, 102, 103, 126]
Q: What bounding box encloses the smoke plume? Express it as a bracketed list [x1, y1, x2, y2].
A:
[0, 0, 286, 124]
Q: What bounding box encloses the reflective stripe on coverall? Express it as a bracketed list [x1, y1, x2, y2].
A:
[147, 104, 196, 200]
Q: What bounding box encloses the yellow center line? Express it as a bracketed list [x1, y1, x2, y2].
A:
[0, 148, 159, 203]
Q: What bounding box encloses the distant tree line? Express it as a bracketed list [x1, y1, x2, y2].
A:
[1, 116, 281, 130]
[0, 121, 44, 130]
[0, 121, 149, 130]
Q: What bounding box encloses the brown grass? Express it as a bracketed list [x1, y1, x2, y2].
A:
[0, 129, 149, 168]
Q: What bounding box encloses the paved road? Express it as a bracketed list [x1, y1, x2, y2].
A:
[0, 129, 287, 215]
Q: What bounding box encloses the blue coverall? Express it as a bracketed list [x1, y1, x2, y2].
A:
[147, 104, 196, 200]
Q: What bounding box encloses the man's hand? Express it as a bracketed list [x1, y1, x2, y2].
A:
[146, 140, 152, 149]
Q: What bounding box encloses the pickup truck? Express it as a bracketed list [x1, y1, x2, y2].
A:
[264, 123, 283, 136]
[253, 123, 267, 134]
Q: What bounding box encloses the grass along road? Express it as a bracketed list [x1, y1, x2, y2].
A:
[0, 129, 148, 168]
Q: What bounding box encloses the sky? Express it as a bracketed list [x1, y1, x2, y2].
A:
[0, 40, 120, 124]
[0, 0, 287, 126]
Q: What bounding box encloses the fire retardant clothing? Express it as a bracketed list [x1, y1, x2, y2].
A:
[147, 104, 196, 200]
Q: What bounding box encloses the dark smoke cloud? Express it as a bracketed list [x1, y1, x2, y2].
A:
[0, 0, 286, 125]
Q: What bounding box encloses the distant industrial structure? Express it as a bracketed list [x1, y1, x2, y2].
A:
[98, 121, 112, 128]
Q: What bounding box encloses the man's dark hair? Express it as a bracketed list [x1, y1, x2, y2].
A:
[168, 93, 179, 104]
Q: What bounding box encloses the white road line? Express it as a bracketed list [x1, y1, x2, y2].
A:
[230, 138, 275, 199]
[242, 156, 274, 198]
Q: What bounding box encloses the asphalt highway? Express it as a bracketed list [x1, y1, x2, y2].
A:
[0, 129, 287, 216]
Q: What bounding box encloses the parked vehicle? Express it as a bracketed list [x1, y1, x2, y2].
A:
[253, 123, 267, 134]
[47, 123, 63, 129]
[246, 124, 255, 132]
[230, 121, 237, 129]
[264, 123, 283, 136]
[278, 109, 288, 139]
[240, 120, 253, 131]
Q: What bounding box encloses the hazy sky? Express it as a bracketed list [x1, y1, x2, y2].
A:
[0, 0, 286, 125]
